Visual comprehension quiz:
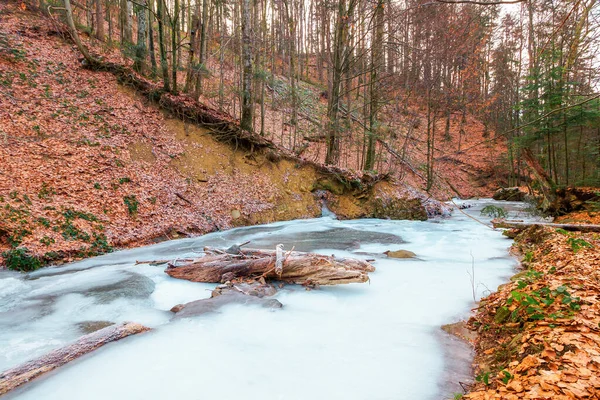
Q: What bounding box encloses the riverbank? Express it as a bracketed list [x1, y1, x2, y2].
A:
[464, 218, 600, 399]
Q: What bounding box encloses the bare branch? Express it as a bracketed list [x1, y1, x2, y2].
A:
[425, 0, 525, 5]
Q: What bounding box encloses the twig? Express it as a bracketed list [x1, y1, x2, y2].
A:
[283, 246, 295, 263]
[136, 258, 195, 265]
[450, 198, 494, 230]
[175, 192, 192, 204]
[467, 251, 477, 303]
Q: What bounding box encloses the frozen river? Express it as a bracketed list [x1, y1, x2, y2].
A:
[0, 200, 535, 399]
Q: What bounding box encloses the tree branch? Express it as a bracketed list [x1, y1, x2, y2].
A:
[427, 0, 525, 4]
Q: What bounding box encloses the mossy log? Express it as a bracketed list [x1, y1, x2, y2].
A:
[165, 247, 375, 285]
[0, 322, 149, 395]
[492, 219, 600, 233]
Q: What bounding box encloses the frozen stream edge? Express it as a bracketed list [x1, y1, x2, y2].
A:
[0, 199, 542, 400]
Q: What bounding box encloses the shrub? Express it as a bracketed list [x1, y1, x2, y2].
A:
[123, 195, 138, 217]
[481, 205, 508, 219]
[566, 237, 593, 253]
[3, 247, 43, 271]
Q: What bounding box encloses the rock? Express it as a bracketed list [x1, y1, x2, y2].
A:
[84, 272, 156, 303]
[311, 177, 346, 195]
[494, 306, 511, 324]
[170, 304, 185, 313]
[213, 281, 278, 298]
[441, 321, 477, 345]
[384, 249, 417, 259]
[231, 209, 241, 219]
[171, 290, 282, 319]
[28, 272, 156, 305]
[76, 321, 114, 334]
[371, 197, 428, 221]
[493, 187, 528, 201]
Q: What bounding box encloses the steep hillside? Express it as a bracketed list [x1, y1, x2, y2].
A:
[0, 3, 445, 268]
[196, 53, 507, 200]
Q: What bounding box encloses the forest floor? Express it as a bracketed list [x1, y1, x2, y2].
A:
[464, 211, 600, 399]
[1, 2, 503, 269]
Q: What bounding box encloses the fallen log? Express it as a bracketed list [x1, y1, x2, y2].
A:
[0, 322, 149, 395]
[492, 219, 600, 233]
[165, 247, 375, 285]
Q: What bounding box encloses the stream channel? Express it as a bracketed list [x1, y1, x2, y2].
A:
[0, 199, 541, 399]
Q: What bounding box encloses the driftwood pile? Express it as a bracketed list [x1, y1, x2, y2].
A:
[165, 245, 375, 286]
[166, 244, 375, 318]
[0, 244, 373, 395]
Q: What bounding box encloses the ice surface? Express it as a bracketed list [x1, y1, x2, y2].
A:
[0, 199, 533, 399]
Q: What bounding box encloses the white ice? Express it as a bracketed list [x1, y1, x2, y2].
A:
[0, 200, 536, 399]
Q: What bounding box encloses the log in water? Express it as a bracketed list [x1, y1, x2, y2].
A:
[0, 322, 149, 395]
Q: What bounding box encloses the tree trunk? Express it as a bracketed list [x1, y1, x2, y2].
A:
[120, 0, 132, 43]
[0, 322, 149, 396]
[284, 0, 298, 147]
[240, 0, 253, 131]
[95, 0, 104, 40]
[185, 8, 199, 92]
[171, 0, 180, 94]
[325, 0, 346, 165]
[157, 0, 170, 91]
[107, 0, 113, 43]
[197, 0, 209, 95]
[522, 147, 556, 211]
[133, 0, 148, 73]
[63, 0, 97, 65]
[148, 0, 158, 77]
[364, 0, 384, 171]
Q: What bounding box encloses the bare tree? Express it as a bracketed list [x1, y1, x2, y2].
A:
[240, 0, 254, 131]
